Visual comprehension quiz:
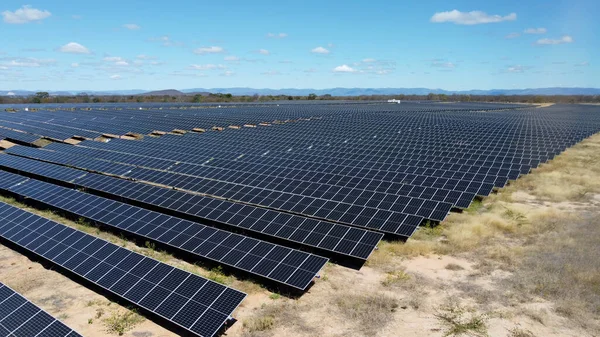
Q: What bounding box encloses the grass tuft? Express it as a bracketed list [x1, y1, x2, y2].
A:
[435, 300, 488, 337]
[102, 308, 145, 336]
[335, 293, 399, 335]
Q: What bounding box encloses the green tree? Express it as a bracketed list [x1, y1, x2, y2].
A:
[192, 94, 203, 103]
[36, 92, 50, 99]
[92, 97, 101, 103]
[308, 93, 317, 100]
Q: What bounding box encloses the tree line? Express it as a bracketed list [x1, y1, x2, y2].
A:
[1, 91, 599, 105]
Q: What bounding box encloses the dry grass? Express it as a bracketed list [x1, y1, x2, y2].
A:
[241, 301, 316, 337]
[435, 299, 488, 337]
[507, 215, 600, 331]
[102, 308, 146, 336]
[334, 293, 399, 335]
[445, 263, 465, 271]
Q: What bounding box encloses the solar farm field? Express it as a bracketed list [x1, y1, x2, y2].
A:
[1, 101, 600, 337]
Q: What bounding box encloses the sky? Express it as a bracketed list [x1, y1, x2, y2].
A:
[0, 0, 598, 91]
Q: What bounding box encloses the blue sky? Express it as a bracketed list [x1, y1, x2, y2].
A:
[0, 0, 598, 91]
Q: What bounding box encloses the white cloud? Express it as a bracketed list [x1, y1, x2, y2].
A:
[430, 10, 516, 25]
[505, 65, 531, 73]
[123, 23, 140, 30]
[431, 60, 455, 68]
[2, 5, 51, 24]
[194, 46, 225, 54]
[376, 69, 392, 75]
[59, 42, 91, 54]
[333, 64, 356, 73]
[115, 61, 129, 66]
[267, 32, 288, 38]
[262, 70, 281, 75]
[110, 74, 122, 80]
[190, 64, 227, 70]
[304, 68, 317, 73]
[104, 56, 124, 62]
[71, 63, 79, 68]
[505, 32, 520, 39]
[574, 61, 589, 67]
[136, 54, 156, 60]
[524, 27, 547, 34]
[258, 49, 270, 55]
[0, 57, 56, 68]
[311, 46, 330, 54]
[221, 70, 235, 76]
[535, 35, 573, 45]
[149, 36, 184, 47]
[362, 58, 376, 63]
[224, 56, 240, 61]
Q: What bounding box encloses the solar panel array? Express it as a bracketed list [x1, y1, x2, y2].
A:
[1, 102, 600, 335]
[0, 153, 382, 263]
[0, 201, 246, 337]
[0, 170, 328, 290]
[0, 282, 81, 337]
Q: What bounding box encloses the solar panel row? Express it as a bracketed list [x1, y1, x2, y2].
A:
[0, 170, 328, 290]
[0, 153, 382, 264]
[0, 201, 246, 337]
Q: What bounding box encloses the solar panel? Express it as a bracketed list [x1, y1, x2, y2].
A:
[0, 282, 82, 337]
[0, 127, 40, 145]
[0, 170, 327, 291]
[0, 154, 383, 263]
[0, 202, 246, 337]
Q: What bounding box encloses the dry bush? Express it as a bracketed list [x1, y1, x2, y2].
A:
[445, 263, 465, 271]
[102, 308, 145, 336]
[381, 269, 411, 286]
[508, 326, 536, 337]
[241, 301, 315, 337]
[334, 293, 399, 335]
[435, 299, 488, 337]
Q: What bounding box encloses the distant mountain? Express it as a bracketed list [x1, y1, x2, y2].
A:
[2, 87, 600, 97]
[137, 89, 186, 96]
[179, 87, 600, 96]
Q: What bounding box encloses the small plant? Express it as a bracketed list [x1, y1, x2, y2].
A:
[95, 308, 105, 319]
[243, 316, 275, 332]
[269, 293, 281, 300]
[435, 301, 488, 337]
[508, 327, 535, 337]
[466, 199, 484, 214]
[57, 313, 69, 320]
[382, 270, 411, 286]
[445, 263, 465, 271]
[207, 266, 231, 285]
[502, 206, 529, 226]
[88, 318, 93, 324]
[144, 241, 156, 251]
[103, 308, 145, 336]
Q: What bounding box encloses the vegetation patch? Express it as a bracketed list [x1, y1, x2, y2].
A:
[103, 308, 146, 336]
[335, 293, 399, 335]
[435, 300, 488, 337]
